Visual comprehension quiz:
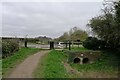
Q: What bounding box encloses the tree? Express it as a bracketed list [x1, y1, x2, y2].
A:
[87, 1, 120, 49]
[57, 32, 69, 41]
[114, 1, 120, 47]
[56, 27, 88, 42]
[69, 27, 88, 41]
[83, 37, 100, 50]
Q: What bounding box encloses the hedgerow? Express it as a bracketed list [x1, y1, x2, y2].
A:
[2, 39, 19, 58]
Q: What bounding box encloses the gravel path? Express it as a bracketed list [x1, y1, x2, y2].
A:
[7, 50, 50, 78]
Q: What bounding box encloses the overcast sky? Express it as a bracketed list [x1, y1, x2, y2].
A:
[2, 0, 104, 38]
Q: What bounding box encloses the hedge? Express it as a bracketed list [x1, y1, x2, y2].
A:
[2, 39, 19, 58]
[83, 37, 100, 50]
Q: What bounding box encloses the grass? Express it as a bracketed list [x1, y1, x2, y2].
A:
[34, 47, 119, 78]
[71, 47, 89, 51]
[0, 60, 2, 79]
[34, 50, 70, 78]
[2, 47, 40, 77]
[63, 46, 90, 52]
[63, 46, 100, 55]
[70, 48, 119, 78]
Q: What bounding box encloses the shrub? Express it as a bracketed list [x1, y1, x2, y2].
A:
[83, 37, 100, 50]
[2, 39, 19, 58]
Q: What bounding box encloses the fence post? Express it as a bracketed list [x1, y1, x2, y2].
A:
[65, 41, 68, 49]
[24, 38, 27, 48]
[69, 41, 71, 50]
[50, 41, 54, 50]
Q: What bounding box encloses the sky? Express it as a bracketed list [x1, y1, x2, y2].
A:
[1, 0, 105, 38]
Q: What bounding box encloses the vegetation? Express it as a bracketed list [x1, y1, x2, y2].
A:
[2, 36, 52, 44]
[0, 60, 2, 78]
[34, 47, 119, 78]
[83, 37, 101, 50]
[1, 1, 120, 78]
[34, 50, 70, 78]
[70, 49, 119, 77]
[71, 46, 89, 51]
[63, 46, 89, 52]
[24, 36, 52, 44]
[79, 1, 120, 77]
[55, 27, 88, 42]
[2, 39, 19, 58]
[2, 47, 40, 77]
[87, 1, 120, 49]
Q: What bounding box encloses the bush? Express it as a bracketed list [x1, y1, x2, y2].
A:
[83, 37, 101, 50]
[2, 39, 19, 58]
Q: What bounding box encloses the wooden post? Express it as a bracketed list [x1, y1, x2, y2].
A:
[72, 41, 74, 48]
[77, 40, 80, 48]
[50, 41, 54, 50]
[24, 35, 28, 48]
[65, 41, 68, 49]
[69, 41, 71, 50]
[25, 39, 27, 48]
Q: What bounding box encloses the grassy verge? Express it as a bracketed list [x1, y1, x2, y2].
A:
[34, 50, 70, 78]
[0, 60, 2, 79]
[2, 47, 40, 77]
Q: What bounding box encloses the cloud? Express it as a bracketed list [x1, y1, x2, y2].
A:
[1, 0, 104, 2]
[2, 2, 103, 38]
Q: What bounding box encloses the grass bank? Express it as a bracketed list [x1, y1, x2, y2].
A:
[2, 47, 40, 77]
[34, 50, 70, 78]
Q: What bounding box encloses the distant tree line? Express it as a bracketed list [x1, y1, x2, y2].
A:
[2, 36, 52, 44]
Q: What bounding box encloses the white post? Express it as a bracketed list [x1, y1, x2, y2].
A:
[80, 58, 83, 64]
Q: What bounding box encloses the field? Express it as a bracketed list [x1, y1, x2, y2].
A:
[2, 47, 40, 77]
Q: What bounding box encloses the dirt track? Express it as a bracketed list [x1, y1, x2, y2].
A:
[7, 50, 50, 78]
